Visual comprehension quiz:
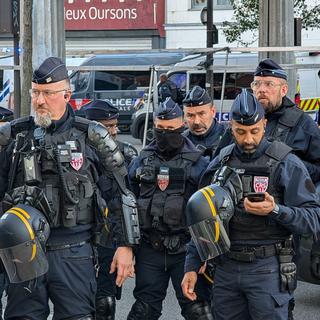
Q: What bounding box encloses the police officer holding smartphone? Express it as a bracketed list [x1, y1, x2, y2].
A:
[182, 89, 320, 320]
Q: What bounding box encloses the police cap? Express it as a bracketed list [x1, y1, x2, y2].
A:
[183, 85, 212, 107]
[231, 89, 264, 125]
[83, 100, 119, 121]
[32, 57, 68, 84]
[254, 58, 287, 80]
[154, 97, 183, 120]
[0, 107, 13, 122]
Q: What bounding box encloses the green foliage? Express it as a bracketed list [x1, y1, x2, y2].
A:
[222, 0, 320, 46]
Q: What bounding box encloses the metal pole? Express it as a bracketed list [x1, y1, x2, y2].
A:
[206, 0, 214, 99]
[219, 49, 229, 123]
[142, 67, 155, 148]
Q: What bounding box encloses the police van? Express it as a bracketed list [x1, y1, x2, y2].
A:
[131, 51, 320, 142]
[68, 51, 187, 131]
[0, 55, 14, 110]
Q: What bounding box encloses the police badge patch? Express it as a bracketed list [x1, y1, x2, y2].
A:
[157, 167, 169, 191]
[253, 176, 269, 192]
[70, 152, 83, 171]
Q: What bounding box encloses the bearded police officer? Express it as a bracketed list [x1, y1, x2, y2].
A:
[0, 57, 139, 320]
[182, 89, 320, 320]
[215, 59, 320, 183]
[84, 100, 138, 320]
[127, 97, 212, 320]
[183, 86, 225, 159]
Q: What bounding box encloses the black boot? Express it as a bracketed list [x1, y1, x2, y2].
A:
[127, 300, 161, 320]
[182, 300, 214, 320]
[96, 296, 116, 320]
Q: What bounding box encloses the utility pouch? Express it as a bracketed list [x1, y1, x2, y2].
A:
[279, 248, 297, 294]
[149, 232, 164, 252]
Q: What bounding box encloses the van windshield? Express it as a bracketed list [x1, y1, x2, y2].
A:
[94, 71, 150, 91]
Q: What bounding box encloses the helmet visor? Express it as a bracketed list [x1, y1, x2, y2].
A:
[0, 238, 48, 283]
[189, 216, 231, 261]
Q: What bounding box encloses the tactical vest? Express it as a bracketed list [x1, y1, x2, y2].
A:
[137, 150, 201, 235]
[11, 118, 100, 229]
[218, 141, 292, 241]
[268, 107, 303, 144]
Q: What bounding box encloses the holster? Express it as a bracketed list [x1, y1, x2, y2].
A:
[278, 243, 297, 294]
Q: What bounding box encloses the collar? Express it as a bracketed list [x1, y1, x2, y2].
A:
[234, 138, 269, 162]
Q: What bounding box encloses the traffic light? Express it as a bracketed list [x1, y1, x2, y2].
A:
[212, 24, 219, 45]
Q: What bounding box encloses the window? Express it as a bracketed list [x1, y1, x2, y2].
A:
[94, 71, 150, 91]
[168, 73, 187, 91]
[189, 72, 253, 100]
[70, 71, 90, 93]
[191, 0, 232, 10]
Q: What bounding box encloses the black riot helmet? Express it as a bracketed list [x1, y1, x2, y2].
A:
[0, 204, 50, 283]
[186, 184, 235, 261]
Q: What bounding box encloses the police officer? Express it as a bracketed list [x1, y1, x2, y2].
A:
[127, 97, 212, 320]
[183, 86, 225, 159]
[84, 100, 138, 320]
[157, 73, 179, 103]
[215, 59, 320, 183]
[0, 57, 138, 319]
[182, 89, 320, 320]
[84, 99, 138, 166]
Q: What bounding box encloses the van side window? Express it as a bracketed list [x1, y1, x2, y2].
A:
[189, 72, 253, 99]
[70, 71, 90, 93]
[94, 71, 150, 91]
[168, 73, 187, 90]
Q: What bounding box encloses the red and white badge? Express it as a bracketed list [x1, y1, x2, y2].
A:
[157, 174, 169, 191]
[70, 152, 83, 171]
[253, 176, 269, 192]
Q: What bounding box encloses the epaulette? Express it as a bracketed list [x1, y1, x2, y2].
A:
[73, 116, 92, 132]
[265, 141, 292, 161]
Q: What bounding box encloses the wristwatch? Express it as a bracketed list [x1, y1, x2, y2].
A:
[272, 204, 280, 215]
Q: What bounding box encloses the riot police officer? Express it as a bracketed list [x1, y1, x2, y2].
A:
[182, 89, 320, 320]
[84, 99, 138, 320]
[215, 58, 320, 183]
[0, 57, 139, 319]
[183, 86, 225, 159]
[127, 97, 212, 320]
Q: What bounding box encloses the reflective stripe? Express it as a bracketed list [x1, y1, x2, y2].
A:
[299, 98, 320, 111]
[7, 208, 36, 261]
[200, 188, 220, 242]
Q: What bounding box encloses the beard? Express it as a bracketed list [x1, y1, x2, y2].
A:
[34, 112, 52, 128]
[238, 143, 258, 154]
[257, 95, 282, 114]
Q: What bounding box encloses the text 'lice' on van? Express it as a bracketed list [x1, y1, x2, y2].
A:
[131, 51, 320, 142]
[68, 51, 187, 132]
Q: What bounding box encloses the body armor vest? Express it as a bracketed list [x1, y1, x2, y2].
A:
[137, 150, 200, 235]
[268, 107, 303, 144]
[11, 121, 100, 229]
[218, 141, 292, 241]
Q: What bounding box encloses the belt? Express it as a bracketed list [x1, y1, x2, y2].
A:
[226, 243, 283, 262]
[46, 240, 90, 251]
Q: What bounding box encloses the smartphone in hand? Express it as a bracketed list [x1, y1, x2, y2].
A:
[246, 192, 265, 202]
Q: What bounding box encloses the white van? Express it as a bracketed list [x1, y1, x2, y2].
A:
[131, 51, 320, 141]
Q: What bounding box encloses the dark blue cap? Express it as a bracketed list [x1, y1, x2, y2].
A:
[254, 58, 287, 80]
[32, 57, 68, 84]
[83, 100, 119, 121]
[231, 89, 265, 125]
[182, 86, 212, 107]
[0, 107, 13, 122]
[154, 97, 183, 120]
